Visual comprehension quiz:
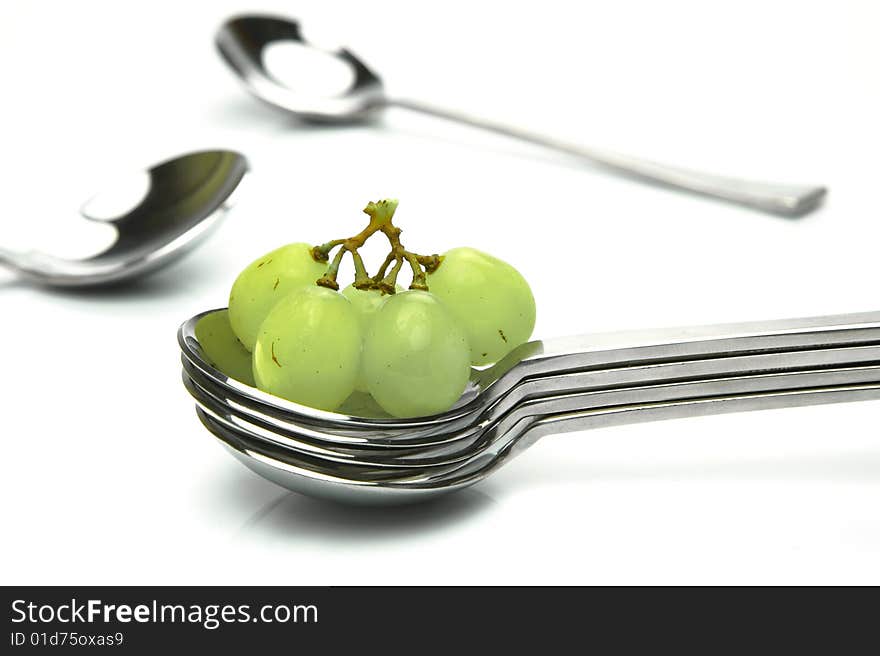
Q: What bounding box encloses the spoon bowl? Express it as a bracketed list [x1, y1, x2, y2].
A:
[0, 150, 248, 287]
[216, 15, 385, 123]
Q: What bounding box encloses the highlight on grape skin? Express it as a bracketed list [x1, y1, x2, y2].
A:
[428, 246, 536, 366]
[228, 242, 327, 351]
[252, 286, 362, 411]
[362, 290, 471, 418]
[212, 199, 536, 418]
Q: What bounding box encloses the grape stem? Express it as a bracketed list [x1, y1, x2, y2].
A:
[312, 199, 441, 293]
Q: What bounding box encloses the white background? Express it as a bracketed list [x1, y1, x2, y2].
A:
[2, 0, 879, 585]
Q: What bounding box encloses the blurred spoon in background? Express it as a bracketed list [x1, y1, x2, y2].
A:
[0, 150, 248, 287]
[216, 14, 825, 217]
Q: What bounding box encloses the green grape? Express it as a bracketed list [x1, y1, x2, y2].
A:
[362, 291, 471, 418]
[341, 283, 401, 392]
[194, 309, 255, 386]
[252, 286, 362, 411]
[427, 247, 536, 366]
[228, 242, 327, 351]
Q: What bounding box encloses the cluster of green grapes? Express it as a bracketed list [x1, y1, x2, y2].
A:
[224, 199, 536, 418]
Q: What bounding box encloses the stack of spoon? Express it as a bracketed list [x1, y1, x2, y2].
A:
[179, 308, 880, 504]
[172, 16, 869, 505]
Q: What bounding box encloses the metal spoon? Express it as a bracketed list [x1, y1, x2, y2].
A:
[0, 150, 248, 287]
[184, 360, 880, 469]
[179, 309, 880, 504]
[198, 380, 880, 505]
[180, 308, 880, 441]
[216, 14, 826, 216]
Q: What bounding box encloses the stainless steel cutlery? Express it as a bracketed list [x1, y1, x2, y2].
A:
[179, 309, 880, 504]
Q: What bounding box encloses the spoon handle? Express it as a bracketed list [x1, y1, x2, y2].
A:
[389, 98, 826, 216]
[522, 382, 880, 449]
[498, 310, 880, 383]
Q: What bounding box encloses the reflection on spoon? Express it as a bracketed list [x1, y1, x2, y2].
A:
[0, 150, 248, 287]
